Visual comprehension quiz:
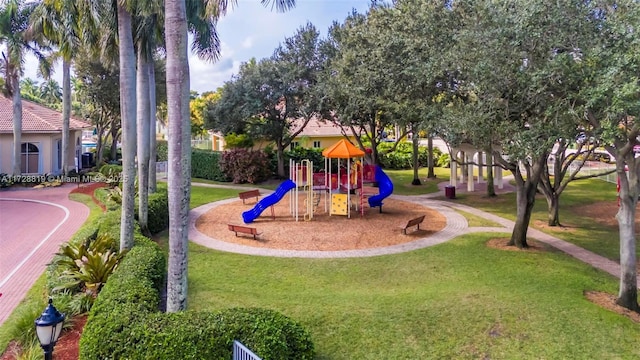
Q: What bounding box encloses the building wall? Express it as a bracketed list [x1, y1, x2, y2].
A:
[0, 131, 83, 175]
[251, 135, 357, 152]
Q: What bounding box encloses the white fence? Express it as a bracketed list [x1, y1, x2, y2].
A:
[232, 340, 262, 360]
[191, 139, 212, 150]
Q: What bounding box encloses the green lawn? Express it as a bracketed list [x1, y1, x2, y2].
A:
[172, 180, 638, 359]
[384, 168, 450, 196]
[453, 178, 627, 260]
[182, 235, 637, 359]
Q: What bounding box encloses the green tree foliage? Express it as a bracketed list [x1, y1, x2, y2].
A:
[577, 0, 640, 311]
[209, 24, 325, 178]
[442, 0, 600, 249]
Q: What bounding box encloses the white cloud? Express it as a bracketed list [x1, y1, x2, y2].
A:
[241, 37, 253, 49]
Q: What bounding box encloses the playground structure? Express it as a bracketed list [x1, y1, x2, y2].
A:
[242, 139, 393, 223]
[289, 159, 327, 221]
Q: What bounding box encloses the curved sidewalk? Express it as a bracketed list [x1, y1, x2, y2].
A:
[0, 184, 89, 326]
[188, 182, 634, 286]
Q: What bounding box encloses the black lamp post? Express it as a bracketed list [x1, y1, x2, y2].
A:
[34, 298, 65, 360]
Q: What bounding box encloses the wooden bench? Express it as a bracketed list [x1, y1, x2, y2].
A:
[401, 215, 426, 234]
[238, 189, 260, 204]
[228, 224, 262, 240]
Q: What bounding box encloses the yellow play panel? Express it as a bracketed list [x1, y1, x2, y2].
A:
[331, 194, 348, 215]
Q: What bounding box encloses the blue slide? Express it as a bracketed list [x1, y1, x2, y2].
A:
[368, 166, 394, 213]
[242, 179, 296, 223]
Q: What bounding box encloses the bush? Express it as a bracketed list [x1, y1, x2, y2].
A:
[147, 190, 169, 234]
[134, 188, 169, 235]
[156, 140, 168, 162]
[80, 235, 314, 360]
[80, 241, 166, 360]
[224, 133, 254, 149]
[192, 149, 228, 181]
[126, 308, 315, 360]
[220, 149, 271, 184]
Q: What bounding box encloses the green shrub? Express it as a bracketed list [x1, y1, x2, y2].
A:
[220, 149, 271, 184]
[134, 188, 169, 235]
[224, 133, 254, 149]
[80, 241, 166, 360]
[284, 147, 325, 173]
[147, 190, 169, 234]
[192, 149, 228, 181]
[125, 308, 315, 360]
[156, 140, 168, 162]
[80, 235, 314, 360]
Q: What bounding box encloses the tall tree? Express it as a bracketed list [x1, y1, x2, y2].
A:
[444, 0, 599, 248]
[208, 24, 323, 178]
[32, 0, 93, 175]
[165, 0, 295, 312]
[579, 0, 640, 311]
[117, 1, 137, 251]
[0, 0, 50, 175]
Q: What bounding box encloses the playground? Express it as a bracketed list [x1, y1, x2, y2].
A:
[195, 194, 446, 251]
[195, 139, 447, 251]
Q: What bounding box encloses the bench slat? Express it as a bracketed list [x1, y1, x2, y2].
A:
[228, 224, 262, 240]
[402, 215, 426, 235]
[238, 189, 261, 204]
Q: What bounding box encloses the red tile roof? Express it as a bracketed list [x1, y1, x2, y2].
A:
[0, 96, 92, 133]
[292, 116, 346, 137]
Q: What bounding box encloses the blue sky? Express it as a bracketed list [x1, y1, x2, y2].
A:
[23, 0, 371, 95]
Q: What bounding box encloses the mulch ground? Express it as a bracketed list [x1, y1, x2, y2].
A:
[196, 193, 446, 251]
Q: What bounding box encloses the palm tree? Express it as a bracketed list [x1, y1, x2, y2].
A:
[117, 1, 138, 251]
[39, 78, 62, 104]
[32, 0, 95, 175]
[20, 77, 40, 102]
[164, 0, 295, 312]
[0, 0, 50, 175]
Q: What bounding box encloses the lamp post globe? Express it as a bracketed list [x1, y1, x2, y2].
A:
[34, 298, 65, 360]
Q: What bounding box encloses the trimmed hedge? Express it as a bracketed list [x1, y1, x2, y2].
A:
[122, 308, 314, 360]
[79, 239, 166, 360]
[134, 189, 169, 235]
[192, 149, 228, 181]
[80, 238, 315, 360]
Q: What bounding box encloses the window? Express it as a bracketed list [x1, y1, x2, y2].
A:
[21, 142, 39, 173]
[290, 142, 300, 150]
[313, 141, 321, 148]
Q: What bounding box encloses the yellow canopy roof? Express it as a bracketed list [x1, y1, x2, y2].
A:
[322, 139, 365, 159]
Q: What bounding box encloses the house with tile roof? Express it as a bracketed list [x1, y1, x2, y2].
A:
[208, 116, 357, 152]
[0, 96, 92, 175]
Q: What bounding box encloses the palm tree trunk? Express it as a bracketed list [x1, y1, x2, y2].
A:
[148, 62, 158, 193]
[117, 4, 137, 251]
[61, 59, 71, 175]
[12, 75, 22, 176]
[137, 50, 151, 236]
[165, 0, 191, 313]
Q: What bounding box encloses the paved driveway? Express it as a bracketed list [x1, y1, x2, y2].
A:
[0, 185, 89, 326]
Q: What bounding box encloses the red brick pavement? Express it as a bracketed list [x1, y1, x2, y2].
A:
[0, 184, 89, 326]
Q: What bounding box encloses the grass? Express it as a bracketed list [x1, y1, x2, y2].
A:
[453, 178, 627, 260]
[384, 168, 450, 196]
[163, 182, 638, 359]
[456, 209, 504, 227]
[181, 234, 638, 359]
[4, 172, 638, 358]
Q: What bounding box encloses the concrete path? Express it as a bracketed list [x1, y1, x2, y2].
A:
[0, 185, 89, 326]
[189, 181, 634, 287]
